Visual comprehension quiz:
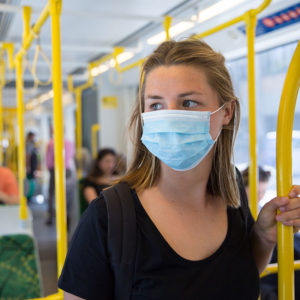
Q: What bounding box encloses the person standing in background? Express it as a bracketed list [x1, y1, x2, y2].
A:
[46, 135, 75, 226]
[26, 132, 38, 179]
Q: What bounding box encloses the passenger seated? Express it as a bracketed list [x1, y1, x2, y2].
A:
[242, 165, 300, 300]
[82, 148, 117, 204]
[0, 166, 19, 205]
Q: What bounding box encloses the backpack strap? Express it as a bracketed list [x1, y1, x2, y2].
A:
[102, 182, 136, 300]
[235, 167, 250, 230]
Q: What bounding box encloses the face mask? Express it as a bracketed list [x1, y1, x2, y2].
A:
[141, 105, 224, 171]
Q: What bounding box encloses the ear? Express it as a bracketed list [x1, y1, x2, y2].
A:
[222, 100, 235, 125]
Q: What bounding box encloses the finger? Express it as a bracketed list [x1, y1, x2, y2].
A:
[279, 197, 300, 212]
[280, 219, 300, 227]
[264, 196, 289, 212]
[276, 209, 300, 223]
[289, 185, 300, 198]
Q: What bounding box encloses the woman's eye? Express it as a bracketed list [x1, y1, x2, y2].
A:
[182, 100, 198, 108]
[150, 103, 163, 110]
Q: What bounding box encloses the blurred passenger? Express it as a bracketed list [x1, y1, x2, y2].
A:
[46, 136, 75, 226]
[25, 132, 38, 179]
[0, 166, 19, 205]
[114, 153, 127, 176]
[76, 147, 92, 178]
[242, 166, 271, 205]
[82, 148, 117, 204]
[242, 165, 300, 300]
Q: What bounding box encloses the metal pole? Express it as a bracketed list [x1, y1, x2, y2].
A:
[245, 10, 258, 219]
[49, 0, 67, 281]
[276, 41, 300, 300]
[15, 56, 28, 220]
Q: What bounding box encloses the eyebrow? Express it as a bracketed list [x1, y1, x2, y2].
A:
[145, 91, 204, 100]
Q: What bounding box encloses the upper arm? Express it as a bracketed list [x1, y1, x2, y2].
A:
[83, 186, 98, 203]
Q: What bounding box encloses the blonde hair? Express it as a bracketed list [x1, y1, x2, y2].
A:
[119, 39, 241, 208]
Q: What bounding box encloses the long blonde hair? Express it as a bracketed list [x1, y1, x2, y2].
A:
[119, 39, 241, 208]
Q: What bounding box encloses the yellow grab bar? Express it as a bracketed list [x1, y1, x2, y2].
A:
[75, 88, 83, 179]
[14, 4, 50, 63]
[245, 9, 258, 219]
[276, 41, 300, 300]
[91, 124, 100, 159]
[261, 260, 300, 278]
[49, 0, 66, 286]
[15, 56, 28, 220]
[0, 59, 5, 166]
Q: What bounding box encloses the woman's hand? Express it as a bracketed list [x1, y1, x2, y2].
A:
[256, 185, 300, 244]
[251, 185, 300, 273]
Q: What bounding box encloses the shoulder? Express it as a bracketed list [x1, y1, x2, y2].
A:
[0, 167, 15, 181]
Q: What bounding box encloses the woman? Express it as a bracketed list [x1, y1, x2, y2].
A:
[59, 39, 300, 299]
[82, 148, 117, 203]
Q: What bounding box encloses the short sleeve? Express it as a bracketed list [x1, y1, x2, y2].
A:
[58, 196, 114, 299]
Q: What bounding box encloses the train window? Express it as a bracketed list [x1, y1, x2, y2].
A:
[228, 41, 300, 204]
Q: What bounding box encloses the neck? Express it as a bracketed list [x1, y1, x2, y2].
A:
[156, 148, 214, 206]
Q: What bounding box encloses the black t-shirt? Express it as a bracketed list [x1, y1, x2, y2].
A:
[58, 190, 259, 300]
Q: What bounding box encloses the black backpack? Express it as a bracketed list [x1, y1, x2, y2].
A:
[102, 169, 249, 300]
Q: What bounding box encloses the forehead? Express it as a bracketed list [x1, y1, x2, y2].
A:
[144, 65, 211, 94]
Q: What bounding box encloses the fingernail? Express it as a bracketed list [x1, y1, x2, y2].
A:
[276, 215, 283, 221]
[289, 191, 297, 198]
[279, 206, 286, 212]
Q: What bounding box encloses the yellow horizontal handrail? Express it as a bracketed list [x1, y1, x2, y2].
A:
[193, 0, 271, 39]
[261, 260, 300, 278]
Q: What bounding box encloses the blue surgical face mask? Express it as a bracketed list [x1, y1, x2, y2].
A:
[141, 105, 224, 171]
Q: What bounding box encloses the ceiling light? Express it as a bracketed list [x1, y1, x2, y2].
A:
[91, 51, 135, 76]
[198, 0, 247, 23]
[147, 21, 195, 45]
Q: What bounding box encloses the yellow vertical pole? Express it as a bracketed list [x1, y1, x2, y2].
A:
[75, 88, 83, 178]
[91, 123, 100, 159]
[0, 60, 4, 165]
[49, 0, 67, 284]
[245, 10, 258, 219]
[163, 16, 172, 41]
[15, 56, 27, 220]
[276, 41, 300, 300]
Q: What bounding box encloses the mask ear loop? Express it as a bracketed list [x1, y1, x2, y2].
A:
[210, 103, 226, 142]
[211, 103, 226, 115]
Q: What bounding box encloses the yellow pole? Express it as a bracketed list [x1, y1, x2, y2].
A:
[49, 0, 67, 285]
[163, 16, 172, 41]
[75, 88, 83, 179]
[0, 59, 5, 165]
[276, 41, 300, 300]
[244, 10, 258, 219]
[15, 57, 28, 220]
[91, 124, 100, 159]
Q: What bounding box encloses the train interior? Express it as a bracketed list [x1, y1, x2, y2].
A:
[0, 0, 300, 298]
